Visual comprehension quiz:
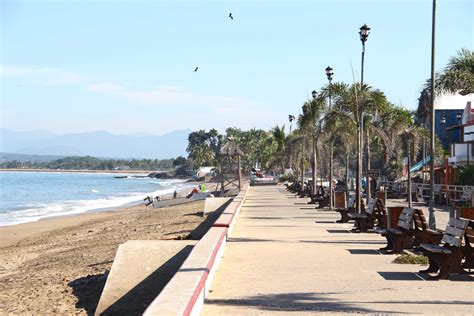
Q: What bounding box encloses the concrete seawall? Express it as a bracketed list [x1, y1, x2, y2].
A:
[143, 184, 250, 315]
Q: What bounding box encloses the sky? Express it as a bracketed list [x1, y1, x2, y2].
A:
[1, 0, 472, 135]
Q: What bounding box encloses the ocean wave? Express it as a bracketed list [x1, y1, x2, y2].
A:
[0, 182, 197, 227]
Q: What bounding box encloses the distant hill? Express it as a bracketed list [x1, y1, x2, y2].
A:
[0, 153, 66, 164]
[0, 129, 191, 159]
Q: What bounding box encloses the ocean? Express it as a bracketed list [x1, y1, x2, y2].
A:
[0, 171, 197, 226]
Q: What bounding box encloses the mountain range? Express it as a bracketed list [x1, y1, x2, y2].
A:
[0, 128, 191, 159]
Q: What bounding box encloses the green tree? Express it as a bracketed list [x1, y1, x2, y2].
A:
[456, 165, 474, 185]
[173, 156, 187, 168]
[428, 48, 474, 96]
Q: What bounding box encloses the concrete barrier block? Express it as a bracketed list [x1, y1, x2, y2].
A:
[144, 227, 227, 316]
[204, 197, 232, 215]
[95, 240, 196, 316]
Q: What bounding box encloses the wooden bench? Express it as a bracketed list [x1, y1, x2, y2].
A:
[308, 186, 326, 204]
[348, 199, 384, 233]
[412, 209, 443, 246]
[335, 197, 361, 223]
[314, 195, 330, 209]
[419, 218, 470, 279]
[461, 219, 474, 273]
[375, 207, 415, 253]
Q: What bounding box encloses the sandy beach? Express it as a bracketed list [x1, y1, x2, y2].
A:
[0, 199, 211, 315]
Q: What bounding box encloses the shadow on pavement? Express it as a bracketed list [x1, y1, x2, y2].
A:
[377, 271, 426, 281]
[347, 249, 382, 255]
[247, 216, 285, 220]
[205, 292, 402, 314]
[300, 240, 386, 245]
[326, 229, 352, 234]
[228, 237, 284, 243]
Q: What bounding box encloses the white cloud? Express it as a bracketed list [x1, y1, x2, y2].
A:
[0, 65, 92, 85]
[87, 82, 124, 93]
[87, 81, 260, 112]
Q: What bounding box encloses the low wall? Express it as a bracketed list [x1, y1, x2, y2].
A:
[143, 184, 250, 316]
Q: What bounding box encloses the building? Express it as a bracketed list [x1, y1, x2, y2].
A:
[447, 100, 474, 168]
[432, 94, 472, 149]
[416, 93, 473, 185]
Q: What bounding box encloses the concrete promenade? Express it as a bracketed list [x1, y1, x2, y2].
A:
[201, 186, 473, 315]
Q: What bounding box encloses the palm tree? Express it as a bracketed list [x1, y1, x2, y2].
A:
[321, 82, 388, 202]
[271, 125, 287, 172]
[323, 107, 357, 193]
[418, 48, 474, 122]
[297, 95, 326, 195]
[428, 48, 474, 96]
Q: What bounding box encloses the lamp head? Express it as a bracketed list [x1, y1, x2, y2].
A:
[359, 24, 371, 43]
[325, 66, 334, 81]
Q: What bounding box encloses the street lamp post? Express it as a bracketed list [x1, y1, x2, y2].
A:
[288, 114, 295, 173]
[428, 0, 436, 229]
[326, 66, 334, 210]
[289, 115, 295, 134]
[456, 111, 468, 165]
[357, 23, 370, 213]
[311, 90, 318, 197]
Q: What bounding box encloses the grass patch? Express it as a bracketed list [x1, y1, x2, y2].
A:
[393, 254, 429, 265]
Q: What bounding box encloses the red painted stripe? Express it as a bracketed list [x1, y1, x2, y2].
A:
[183, 228, 227, 316]
[213, 223, 229, 228]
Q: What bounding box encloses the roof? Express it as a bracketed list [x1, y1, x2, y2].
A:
[434, 93, 473, 110]
[220, 142, 243, 156]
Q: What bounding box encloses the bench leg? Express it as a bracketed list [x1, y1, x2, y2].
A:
[379, 234, 392, 251]
[462, 250, 474, 272]
[419, 255, 439, 274]
[337, 210, 350, 223]
[422, 251, 464, 280]
[352, 219, 368, 233]
[351, 219, 361, 232]
[389, 234, 404, 253]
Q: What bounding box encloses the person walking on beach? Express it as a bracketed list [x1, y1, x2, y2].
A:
[173, 191, 178, 199]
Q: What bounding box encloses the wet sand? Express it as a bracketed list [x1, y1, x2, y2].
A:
[0, 200, 210, 315]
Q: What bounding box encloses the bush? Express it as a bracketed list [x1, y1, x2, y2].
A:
[393, 254, 429, 265]
[279, 174, 296, 182]
[456, 165, 474, 185]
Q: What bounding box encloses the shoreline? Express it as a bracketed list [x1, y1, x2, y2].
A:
[0, 199, 211, 314]
[0, 168, 155, 174]
[0, 182, 204, 229]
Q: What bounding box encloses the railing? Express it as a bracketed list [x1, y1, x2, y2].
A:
[379, 181, 473, 205]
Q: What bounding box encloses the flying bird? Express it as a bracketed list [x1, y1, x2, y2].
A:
[228, 12, 233, 20]
[194, 67, 198, 72]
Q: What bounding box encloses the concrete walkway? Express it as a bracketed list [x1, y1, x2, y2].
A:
[201, 186, 473, 315]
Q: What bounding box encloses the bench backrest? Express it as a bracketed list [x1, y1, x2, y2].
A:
[441, 218, 469, 247]
[397, 207, 414, 230]
[413, 209, 429, 231]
